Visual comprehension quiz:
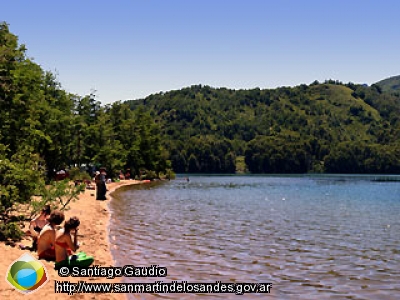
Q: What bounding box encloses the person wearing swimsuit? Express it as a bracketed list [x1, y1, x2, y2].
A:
[55, 216, 94, 269]
[22, 205, 51, 251]
[37, 210, 65, 260]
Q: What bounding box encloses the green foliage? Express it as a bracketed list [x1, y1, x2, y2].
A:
[36, 179, 85, 212]
[141, 170, 158, 180]
[164, 169, 176, 180]
[68, 167, 91, 181]
[0, 222, 24, 241]
[235, 156, 247, 173]
[0, 147, 46, 240]
[0, 148, 45, 220]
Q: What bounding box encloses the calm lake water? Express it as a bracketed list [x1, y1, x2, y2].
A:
[109, 175, 400, 299]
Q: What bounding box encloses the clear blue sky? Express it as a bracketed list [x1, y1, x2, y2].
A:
[2, 1, 400, 104]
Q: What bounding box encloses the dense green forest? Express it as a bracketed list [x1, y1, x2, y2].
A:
[0, 23, 170, 239]
[126, 80, 400, 174]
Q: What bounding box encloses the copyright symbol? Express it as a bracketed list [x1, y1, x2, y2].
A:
[58, 266, 70, 277]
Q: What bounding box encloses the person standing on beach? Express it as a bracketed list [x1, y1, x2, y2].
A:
[95, 171, 101, 199]
[95, 168, 107, 200]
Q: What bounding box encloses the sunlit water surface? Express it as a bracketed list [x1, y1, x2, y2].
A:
[109, 175, 400, 299]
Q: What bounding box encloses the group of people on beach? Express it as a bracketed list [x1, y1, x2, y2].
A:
[23, 205, 93, 269]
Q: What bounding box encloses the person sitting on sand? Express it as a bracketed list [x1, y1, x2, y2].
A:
[84, 179, 95, 190]
[54, 216, 94, 269]
[37, 210, 65, 260]
[23, 205, 51, 251]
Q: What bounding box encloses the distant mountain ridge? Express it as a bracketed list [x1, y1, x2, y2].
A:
[125, 79, 400, 174]
[375, 75, 400, 92]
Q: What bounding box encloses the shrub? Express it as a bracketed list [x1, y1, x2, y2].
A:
[68, 167, 92, 181]
[0, 222, 24, 241]
[141, 170, 158, 180]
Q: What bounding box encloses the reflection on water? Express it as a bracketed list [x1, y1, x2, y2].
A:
[109, 176, 400, 299]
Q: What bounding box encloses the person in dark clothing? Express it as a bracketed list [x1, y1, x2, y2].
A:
[95, 168, 107, 200]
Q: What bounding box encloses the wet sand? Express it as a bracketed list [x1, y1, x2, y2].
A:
[0, 180, 141, 300]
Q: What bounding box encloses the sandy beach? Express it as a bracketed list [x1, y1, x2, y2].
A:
[0, 180, 141, 300]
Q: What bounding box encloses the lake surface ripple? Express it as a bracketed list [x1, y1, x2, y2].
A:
[109, 176, 400, 299]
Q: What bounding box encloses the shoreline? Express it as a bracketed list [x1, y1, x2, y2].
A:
[105, 180, 142, 266]
[0, 180, 141, 299]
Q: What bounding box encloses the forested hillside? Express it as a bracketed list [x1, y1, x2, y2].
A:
[126, 80, 400, 174]
[376, 75, 400, 93]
